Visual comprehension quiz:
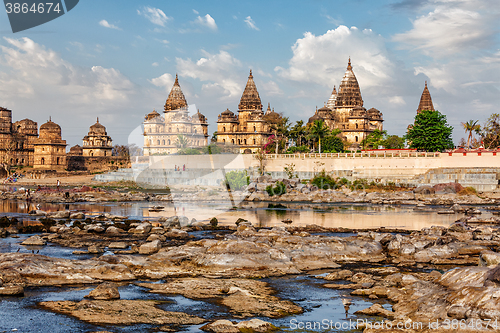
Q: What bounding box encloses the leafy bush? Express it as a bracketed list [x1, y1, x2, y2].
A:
[224, 170, 249, 191]
[337, 177, 350, 186]
[266, 181, 287, 196]
[283, 163, 297, 179]
[210, 217, 218, 229]
[458, 186, 478, 196]
[350, 179, 368, 191]
[286, 145, 309, 154]
[311, 170, 336, 190]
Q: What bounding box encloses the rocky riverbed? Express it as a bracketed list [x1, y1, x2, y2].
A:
[2, 206, 500, 332]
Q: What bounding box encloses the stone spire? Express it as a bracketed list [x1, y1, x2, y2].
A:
[238, 70, 263, 111]
[326, 85, 337, 110]
[417, 81, 435, 114]
[164, 74, 188, 112]
[335, 59, 363, 107]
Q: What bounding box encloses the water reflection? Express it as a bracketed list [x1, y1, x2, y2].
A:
[0, 200, 487, 230]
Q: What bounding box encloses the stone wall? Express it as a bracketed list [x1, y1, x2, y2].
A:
[96, 152, 500, 191]
[67, 156, 129, 172]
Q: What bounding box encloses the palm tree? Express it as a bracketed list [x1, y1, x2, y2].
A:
[290, 120, 306, 147]
[175, 134, 190, 149]
[461, 120, 480, 149]
[307, 120, 329, 153]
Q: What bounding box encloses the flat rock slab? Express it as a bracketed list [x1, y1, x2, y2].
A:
[0, 285, 24, 296]
[138, 277, 302, 318]
[39, 299, 205, 326]
[21, 235, 46, 246]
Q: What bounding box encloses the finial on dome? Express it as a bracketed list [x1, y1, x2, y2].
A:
[347, 57, 352, 70]
[425, 81, 427, 87]
[49, 116, 51, 122]
[175, 74, 179, 84]
[97, 117, 99, 123]
[249, 69, 253, 77]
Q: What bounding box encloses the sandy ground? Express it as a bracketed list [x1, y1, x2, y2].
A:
[14, 174, 102, 187]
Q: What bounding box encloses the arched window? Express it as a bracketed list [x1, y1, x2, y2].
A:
[244, 139, 247, 145]
[253, 126, 256, 132]
[232, 139, 234, 144]
[223, 139, 225, 143]
[168, 139, 171, 145]
[157, 140, 160, 145]
[238, 139, 241, 144]
[223, 127, 226, 132]
[355, 136, 358, 142]
[41, 157, 45, 165]
[253, 139, 256, 144]
[56, 157, 59, 165]
[15, 158, 18, 164]
[356, 123, 358, 129]
[162, 140, 165, 145]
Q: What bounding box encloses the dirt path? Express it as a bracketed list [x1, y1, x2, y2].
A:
[14, 174, 101, 187]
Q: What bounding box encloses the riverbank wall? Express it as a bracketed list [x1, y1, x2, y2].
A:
[94, 151, 500, 191]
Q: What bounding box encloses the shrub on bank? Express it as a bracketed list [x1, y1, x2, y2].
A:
[311, 171, 336, 190]
[266, 181, 287, 196]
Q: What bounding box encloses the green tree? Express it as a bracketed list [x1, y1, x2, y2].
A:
[361, 129, 387, 149]
[482, 113, 500, 149]
[406, 110, 454, 151]
[289, 120, 307, 147]
[383, 135, 405, 149]
[175, 135, 190, 149]
[322, 136, 344, 153]
[211, 131, 218, 143]
[461, 120, 480, 149]
[307, 120, 329, 153]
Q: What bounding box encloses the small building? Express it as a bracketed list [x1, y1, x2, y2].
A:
[33, 118, 67, 170]
[82, 118, 113, 157]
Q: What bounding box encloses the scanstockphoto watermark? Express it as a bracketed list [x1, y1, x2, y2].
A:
[3, 0, 79, 33]
[289, 318, 500, 330]
[289, 319, 424, 330]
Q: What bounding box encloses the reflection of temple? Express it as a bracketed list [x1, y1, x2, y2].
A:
[82, 118, 113, 157]
[216, 70, 275, 153]
[143, 75, 209, 155]
[33, 118, 67, 170]
[307, 59, 384, 148]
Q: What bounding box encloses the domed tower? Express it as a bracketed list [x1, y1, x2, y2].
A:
[33, 118, 67, 170]
[417, 81, 435, 114]
[335, 58, 364, 123]
[326, 86, 337, 110]
[82, 118, 113, 157]
[164, 74, 188, 122]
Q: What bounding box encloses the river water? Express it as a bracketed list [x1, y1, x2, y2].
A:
[0, 199, 493, 332]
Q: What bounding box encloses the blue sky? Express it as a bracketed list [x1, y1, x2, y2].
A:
[0, 0, 499, 147]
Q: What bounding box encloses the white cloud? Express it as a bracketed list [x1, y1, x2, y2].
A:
[137, 6, 171, 27]
[150, 73, 174, 89]
[244, 16, 259, 31]
[389, 96, 406, 105]
[0, 37, 142, 146]
[176, 50, 243, 99]
[99, 20, 121, 30]
[394, 9, 493, 57]
[194, 14, 218, 31]
[193, 9, 199, 15]
[261, 81, 284, 96]
[152, 62, 159, 67]
[275, 26, 394, 89]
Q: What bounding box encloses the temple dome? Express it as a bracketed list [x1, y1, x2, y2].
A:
[335, 58, 364, 107]
[39, 119, 62, 140]
[238, 70, 263, 111]
[164, 74, 188, 112]
[326, 86, 337, 110]
[89, 118, 107, 135]
[417, 81, 435, 114]
[145, 109, 161, 121]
